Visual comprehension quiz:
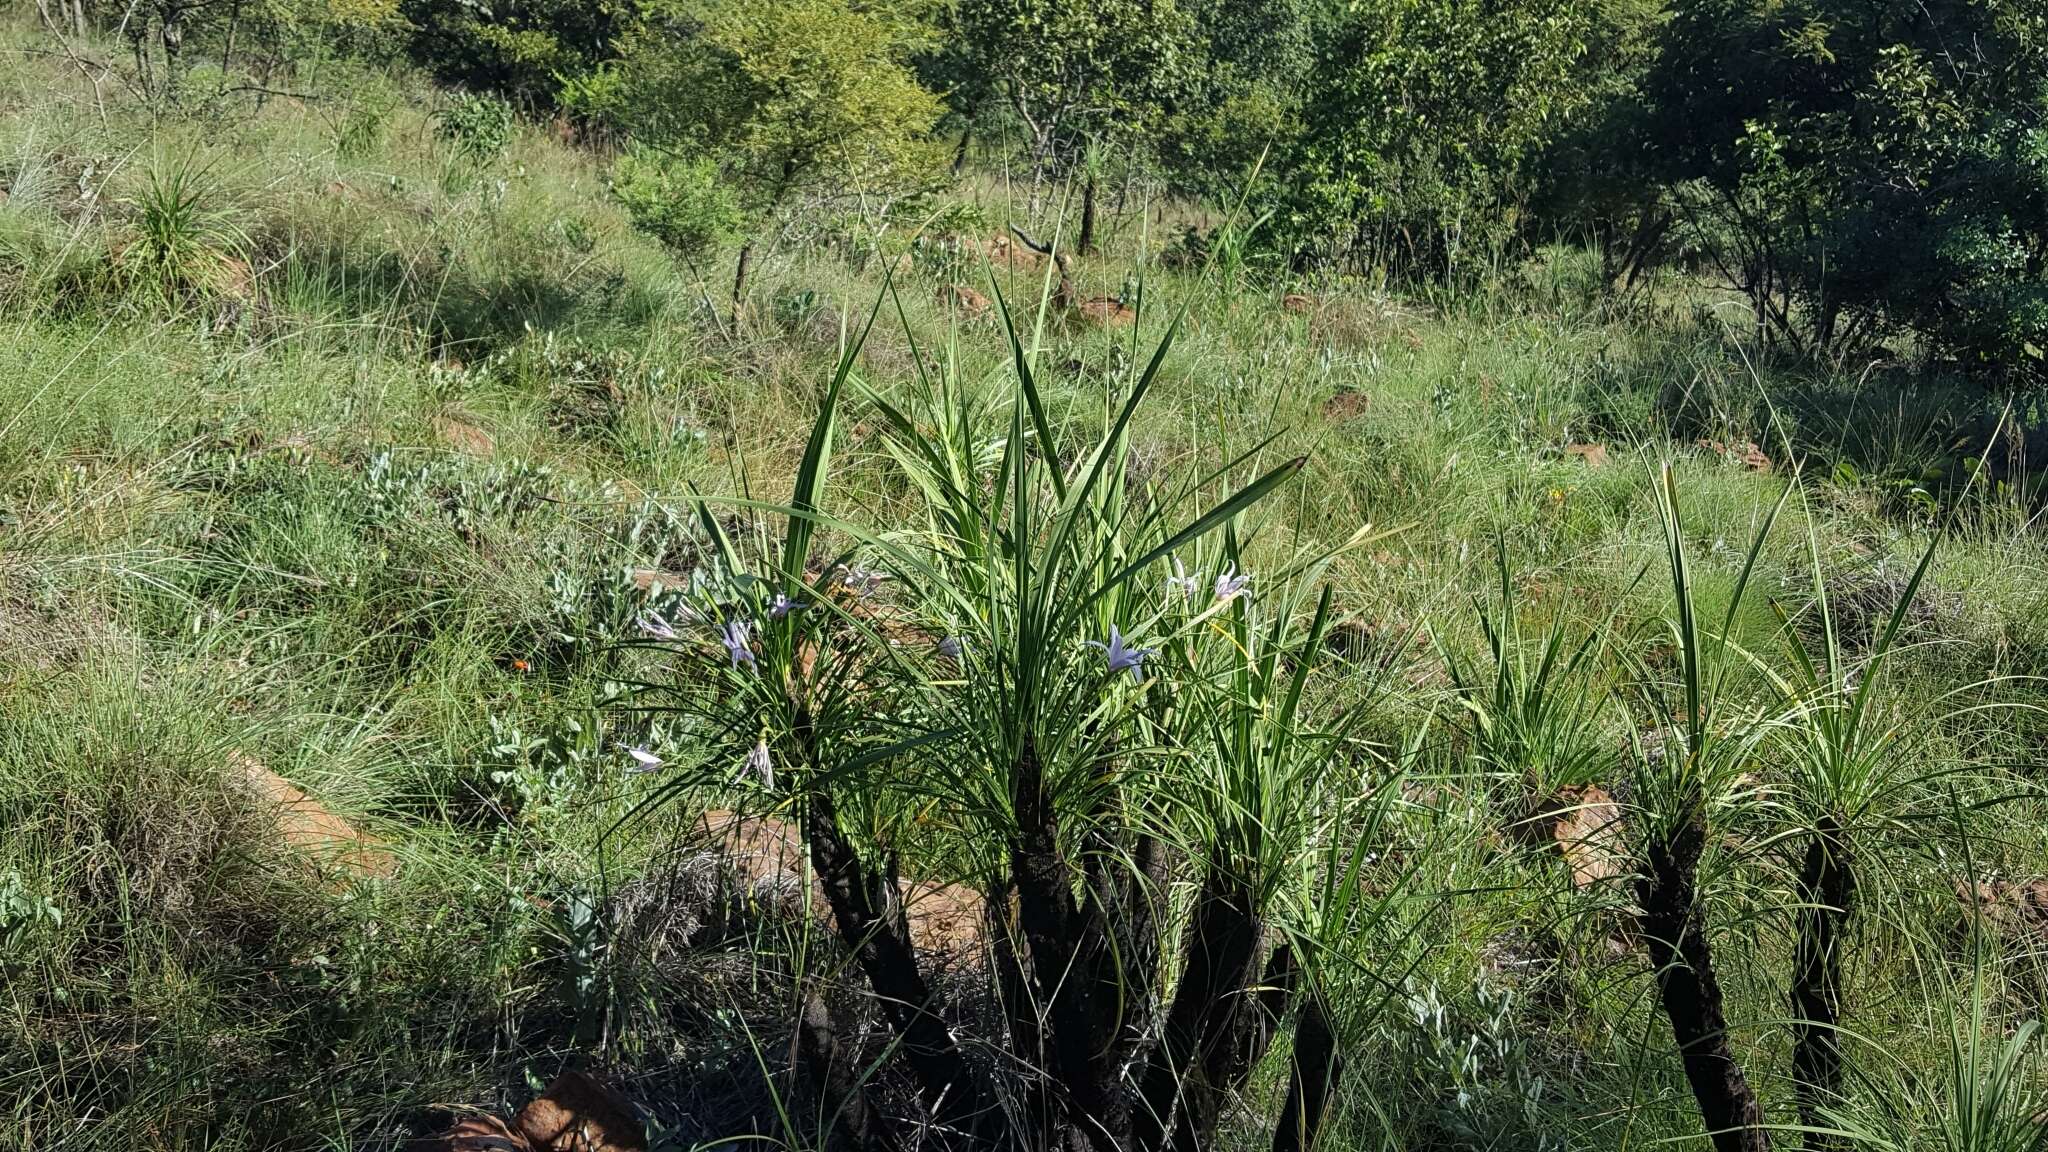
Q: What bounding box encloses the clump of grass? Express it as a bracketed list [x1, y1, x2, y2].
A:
[115, 150, 249, 307]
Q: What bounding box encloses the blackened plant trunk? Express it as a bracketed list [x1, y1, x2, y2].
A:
[803, 788, 990, 1138]
[1132, 872, 1265, 1152]
[1224, 945, 1299, 1094]
[1272, 990, 1342, 1152]
[952, 126, 972, 176]
[1078, 177, 1098, 256]
[1008, 735, 1126, 1149]
[797, 983, 897, 1152]
[1791, 821, 1854, 1151]
[1168, 943, 1301, 1152]
[732, 242, 754, 323]
[1636, 812, 1771, 1152]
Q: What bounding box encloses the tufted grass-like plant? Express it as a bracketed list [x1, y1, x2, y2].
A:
[119, 150, 249, 307]
[621, 252, 1408, 1149]
[1622, 462, 1787, 1152]
[1817, 956, 2048, 1152]
[1442, 541, 1617, 835]
[1750, 494, 2038, 1151]
[1753, 513, 1940, 1150]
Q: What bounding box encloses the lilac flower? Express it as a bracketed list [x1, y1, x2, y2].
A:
[742, 740, 775, 789]
[638, 612, 678, 640]
[767, 593, 806, 620]
[1086, 626, 1154, 681]
[1165, 557, 1202, 600]
[617, 743, 664, 772]
[719, 619, 757, 670]
[936, 635, 965, 660]
[1213, 564, 1251, 601]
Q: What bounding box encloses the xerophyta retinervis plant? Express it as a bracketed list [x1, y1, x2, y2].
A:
[619, 262, 1407, 1149]
[118, 149, 249, 306]
[1621, 463, 1785, 1152]
[1749, 490, 2030, 1152]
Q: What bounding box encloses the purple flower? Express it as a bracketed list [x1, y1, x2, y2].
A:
[617, 743, 664, 772]
[1165, 557, 1202, 600]
[1086, 626, 1154, 681]
[768, 593, 806, 620]
[937, 635, 965, 660]
[742, 740, 775, 789]
[719, 619, 756, 670]
[638, 613, 678, 640]
[1213, 564, 1251, 601]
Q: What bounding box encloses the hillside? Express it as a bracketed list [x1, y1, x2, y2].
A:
[3, 31, 2048, 1152]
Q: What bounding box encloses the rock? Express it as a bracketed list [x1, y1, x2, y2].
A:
[227, 752, 394, 881]
[433, 415, 496, 457]
[513, 1071, 646, 1152]
[1282, 292, 1316, 315]
[1549, 785, 1626, 889]
[1564, 443, 1609, 468]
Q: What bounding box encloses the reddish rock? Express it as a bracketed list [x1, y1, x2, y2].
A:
[513, 1072, 646, 1152]
[228, 752, 394, 882]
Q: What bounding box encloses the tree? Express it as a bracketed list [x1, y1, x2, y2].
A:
[1153, 0, 1314, 203]
[1263, 0, 1596, 274]
[951, 0, 1201, 225]
[400, 0, 632, 108]
[1647, 0, 2048, 371]
[569, 0, 946, 314]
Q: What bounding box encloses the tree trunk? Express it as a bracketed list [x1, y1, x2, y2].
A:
[1169, 942, 1299, 1152]
[1078, 176, 1098, 256]
[1223, 944, 1299, 1094]
[951, 126, 972, 177]
[1791, 823, 1853, 1151]
[1637, 814, 1771, 1152]
[1272, 992, 1341, 1152]
[731, 242, 754, 324]
[1008, 736, 1122, 1149]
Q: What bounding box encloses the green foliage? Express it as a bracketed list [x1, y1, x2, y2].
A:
[331, 68, 402, 159]
[574, 0, 945, 220]
[1265, 0, 1597, 273]
[1648, 0, 2048, 370]
[117, 152, 249, 306]
[608, 145, 743, 260]
[435, 91, 518, 166]
[949, 0, 1202, 179]
[399, 0, 634, 106]
[1154, 0, 1314, 199]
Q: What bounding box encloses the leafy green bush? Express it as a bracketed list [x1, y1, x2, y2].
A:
[399, 0, 633, 106]
[1261, 0, 1598, 274]
[608, 146, 741, 261]
[435, 91, 517, 167]
[1648, 0, 2048, 372]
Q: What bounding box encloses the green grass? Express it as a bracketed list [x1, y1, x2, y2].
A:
[1, 28, 2045, 1152]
